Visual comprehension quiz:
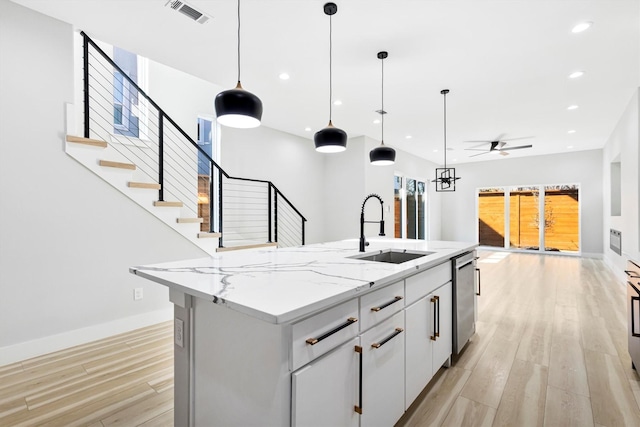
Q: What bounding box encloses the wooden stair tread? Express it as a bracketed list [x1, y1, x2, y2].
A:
[198, 232, 222, 239]
[177, 218, 203, 224]
[128, 182, 161, 190]
[66, 135, 108, 148]
[153, 201, 183, 208]
[99, 160, 136, 170]
[216, 242, 278, 252]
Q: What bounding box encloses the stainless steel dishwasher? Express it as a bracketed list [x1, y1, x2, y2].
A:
[452, 251, 478, 354]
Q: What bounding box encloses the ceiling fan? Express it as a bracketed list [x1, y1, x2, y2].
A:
[464, 134, 533, 157]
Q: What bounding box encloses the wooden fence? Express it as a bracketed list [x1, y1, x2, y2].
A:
[478, 189, 579, 251]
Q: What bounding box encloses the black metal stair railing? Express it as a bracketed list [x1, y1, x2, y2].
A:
[80, 31, 306, 248]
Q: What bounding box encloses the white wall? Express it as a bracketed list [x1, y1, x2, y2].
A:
[220, 126, 326, 244]
[440, 149, 604, 256]
[0, 0, 208, 364]
[322, 136, 442, 243]
[602, 89, 640, 275]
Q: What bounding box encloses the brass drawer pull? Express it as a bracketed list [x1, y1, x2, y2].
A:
[371, 327, 404, 349]
[371, 296, 403, 312]
[305, 317, 358, 345]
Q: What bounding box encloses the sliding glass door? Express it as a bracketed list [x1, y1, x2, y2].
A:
[478, 184, 580, 253]
[394, 174, 427, 240]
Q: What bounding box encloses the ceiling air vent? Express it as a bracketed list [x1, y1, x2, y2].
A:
[165, 0, 211, 24]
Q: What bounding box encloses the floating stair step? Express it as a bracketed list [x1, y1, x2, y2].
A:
[128, 182, 161, 190]
[216, 242, 278, 252]
[154, 201, 183, 208]
[66, 135, 108, 148]
[99, 160, 136, 170]
[177, 218, 203, 224]
[198, 232, 222, 239]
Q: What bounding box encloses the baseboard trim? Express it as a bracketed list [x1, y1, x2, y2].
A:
[0, 306, 173, 367]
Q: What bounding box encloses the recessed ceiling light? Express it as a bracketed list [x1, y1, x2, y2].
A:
[452, 158, 458, 162]
[333, 100, 342, 106]
[304, 127, 311, 132]
[568, 130, 576, 134]
[568, 71, 584, 79]
[433, 149, 438, 153]
[373, 119, 380, 124]
[406, 135, 412, 139]
[567, 145, 574, 149]
[279, 73, 290, 80]
[567, 105, 579, 110]
[572, 22, 593, 33]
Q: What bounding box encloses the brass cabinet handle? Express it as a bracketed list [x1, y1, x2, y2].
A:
[632, 296, 640, 338]
[625, 270, 640, 279]
[371, 296, 403, 312]
[371, 327, 404, 349]
[354, 345, 363, 414]
[430, 296, 439, 341]
[305, 317, 358, 345]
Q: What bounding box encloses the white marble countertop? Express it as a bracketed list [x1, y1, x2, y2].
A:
[130, 238, 477, 324]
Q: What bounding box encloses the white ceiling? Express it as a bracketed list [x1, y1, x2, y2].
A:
[12, 0, 640, 164]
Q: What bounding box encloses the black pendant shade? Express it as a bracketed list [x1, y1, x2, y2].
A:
[315, 2, 347, 153]
[370, 51, 395, 166]
[370, 143, 396, 165]
[215, 0, 262, 129]
[215, 82, 263, 129]
[315, 120, 347, 153]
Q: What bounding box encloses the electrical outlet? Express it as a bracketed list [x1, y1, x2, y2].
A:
[134, 287, 143, 300]
[175, 318, 184, 348]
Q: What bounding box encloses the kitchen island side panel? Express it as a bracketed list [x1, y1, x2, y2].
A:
[192, 296, 292, 426]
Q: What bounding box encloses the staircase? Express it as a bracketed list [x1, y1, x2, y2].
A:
[67, 31, 306, 254]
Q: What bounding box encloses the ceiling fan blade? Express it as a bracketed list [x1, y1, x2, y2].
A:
[464, 148, 490, 151]
[463, 140, 492, 143]
[469, 151, 491, 158]
[499, 144, 533, 151]
[500, 136, 534, 142]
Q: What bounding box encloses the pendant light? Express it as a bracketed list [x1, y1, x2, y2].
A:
[215, 0, 263, 128]
[314, 2, 347, 153]
[369, 51, 396, 165]
[434, 89, 461, 191]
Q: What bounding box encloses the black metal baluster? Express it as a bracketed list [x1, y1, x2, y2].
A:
[83, 33, 90, 138]
[268, 184, 272, 243]
[218, 169, 224, 248]
[158, 112, 164, 202]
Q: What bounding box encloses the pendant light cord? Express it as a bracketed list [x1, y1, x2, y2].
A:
[381, 54, 385, 144]
[237, 0, 241, 83]
[443, 91, 447, 167]
[329, 12, 333, 122]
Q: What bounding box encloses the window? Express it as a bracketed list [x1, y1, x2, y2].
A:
[394, 174, 427, 239]
[113, 47, 140, 137]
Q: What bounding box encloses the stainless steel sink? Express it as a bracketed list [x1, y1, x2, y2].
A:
[349, 249, 434, 264]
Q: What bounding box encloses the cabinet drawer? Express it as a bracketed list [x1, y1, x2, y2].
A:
[292, 299, 359, 371]
[359, 280, 405, 331]
[405, 261, 451, 305]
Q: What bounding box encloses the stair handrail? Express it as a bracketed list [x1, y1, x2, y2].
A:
[81, 31, 306, 246]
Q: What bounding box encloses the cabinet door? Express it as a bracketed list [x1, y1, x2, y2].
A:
[432, 281, 452, 372]
[404, 296, 434, 410]
[360, 311, 405, 427]
[292, 337, 360, 427]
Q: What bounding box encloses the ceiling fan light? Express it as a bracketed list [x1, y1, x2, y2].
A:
[215, 84, 263, 128]
[370, 144, 396, 165]
[314, 122, 347, 153]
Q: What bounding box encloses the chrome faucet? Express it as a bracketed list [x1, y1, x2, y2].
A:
[360, 193, 385, 252]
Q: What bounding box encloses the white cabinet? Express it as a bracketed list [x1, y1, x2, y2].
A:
[292, 337, 360, 427]
[432, 281, 452, 371]
[291, 262, 456, 427]
[405, 281, 452, 410]
[360, 311, 406, 427]
[405, 296, 434, 408]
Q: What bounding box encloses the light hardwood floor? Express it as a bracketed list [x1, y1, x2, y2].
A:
[1, 251, 639, 426]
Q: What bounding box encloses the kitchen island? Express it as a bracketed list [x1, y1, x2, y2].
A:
[130, 238, 477, 427]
